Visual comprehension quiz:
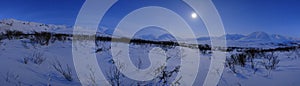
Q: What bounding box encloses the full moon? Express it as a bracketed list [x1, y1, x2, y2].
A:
[191, 12, 198, 19]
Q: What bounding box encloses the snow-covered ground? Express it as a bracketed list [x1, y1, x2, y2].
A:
[220, 51, 300, 86]
[1, 19, 300, 86]
[1, 38, 300, 86]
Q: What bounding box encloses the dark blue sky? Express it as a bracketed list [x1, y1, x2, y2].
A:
[0, 0, 84, 26]
[0, 0, 300, 37]
[213, 0, 300, 37]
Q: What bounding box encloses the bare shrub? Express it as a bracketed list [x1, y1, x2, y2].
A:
[226, 57, 237, 73]
[31, 52, 46, 65]
[106, 60, 125, 86]
[5, 30, 24, 40]
[86, 66, 98, 86]
[88, 70, 96, 86]
[231, 53, 247, 67]
[23, 51, 46, 65]
[245, 49, 259, 69]
[51, 59, 73, 81]
[225, 53, 247, 74]
[29, 32, 52, 46]
[47, 74, 52, 86]
[292, 48, 300, 59]
[155, 66, 180, 85]
[2, 72, 22, 86]
[23, 57, 29, 64]
[261, 52, 280, 76]
[0, 33, 4, 43]
[198, 44, 211, 55]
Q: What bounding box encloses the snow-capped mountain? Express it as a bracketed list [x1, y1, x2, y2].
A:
[196, 31, 298, 47]
[132, 26, 176, 41]
[0, 19, 72, 34]
[237, 31, 291, 43]
[270, 34, 290, 42]
[237, 32, 295, 43]
[239, 31, 271, 41]
[0, 19, 115, 37]
[198, 32, 294, 43]
[222, 34, 246, 41]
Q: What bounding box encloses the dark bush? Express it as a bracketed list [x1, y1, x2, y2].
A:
[52, 59, 73, 81]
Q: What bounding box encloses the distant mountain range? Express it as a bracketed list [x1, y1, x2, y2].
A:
[196, 31, 299, 47]
[197, 31, 294, 43]
[0, 19, 299, 47]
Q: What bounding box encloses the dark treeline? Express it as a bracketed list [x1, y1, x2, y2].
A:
[226, 45, 300, 53]
[0, 30, 71, 46]
[0, 30, 200, 49]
